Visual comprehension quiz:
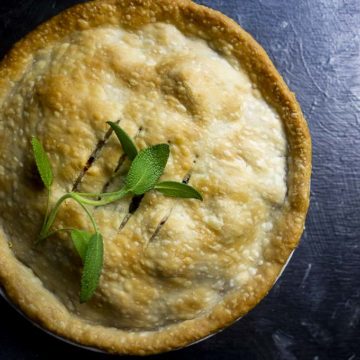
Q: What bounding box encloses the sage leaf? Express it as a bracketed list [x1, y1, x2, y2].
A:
[71, 229, 92, 262]
[80, 232, 103, 303]
[154, 181, 203, 200]
[107, 121, 138, 161]
[31, 137, 53, 189]
[126, 144, 169, 195]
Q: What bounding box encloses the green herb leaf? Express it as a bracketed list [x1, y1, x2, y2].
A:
[107, 121, 138, 161]
[31, 137, 53, 189]
[154, 181, 203, 200]
[71, 229, 92, 262]
[126, 144, 170, 195]
[80, 232, 104, 303]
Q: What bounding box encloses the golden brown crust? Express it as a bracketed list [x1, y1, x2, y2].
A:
[0, 0, 311, 355]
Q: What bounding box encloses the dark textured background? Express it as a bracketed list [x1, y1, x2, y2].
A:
[0, 0, 359, 359]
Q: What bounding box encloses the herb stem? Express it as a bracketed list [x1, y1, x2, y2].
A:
[39, 227, 78, 241]
[38, 193, 99, 242]
[41, 187, 50, 231]
[74, 190, 125, 198]
[38, 193, 72, 242]
[71, 196, 99, 233]
[71, 188, 129, 206]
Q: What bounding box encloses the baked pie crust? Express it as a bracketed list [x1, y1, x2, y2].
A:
[0, 0, 311, 355]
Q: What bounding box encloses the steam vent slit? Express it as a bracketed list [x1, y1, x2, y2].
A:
[72, 119, 121, 191]
[147, 168, 195, 244]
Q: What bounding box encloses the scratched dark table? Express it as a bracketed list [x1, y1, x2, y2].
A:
[0, 0, 359, 359]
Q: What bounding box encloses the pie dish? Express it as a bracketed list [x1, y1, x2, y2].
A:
[0, 0, 311, 355]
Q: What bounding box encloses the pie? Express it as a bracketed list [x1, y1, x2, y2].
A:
[0, 0, 311, 355]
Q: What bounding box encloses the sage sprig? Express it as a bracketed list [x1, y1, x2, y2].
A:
[31, 137, 53, 189]
[107, 121, 138, 160]
[32, 122, 202, 303]
[71, 229, 92, 262]
[80, 232, 104, 303]
[126, 144, 169, 195]
[154, 181, 203, 200]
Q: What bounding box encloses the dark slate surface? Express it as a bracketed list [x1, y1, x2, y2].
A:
[0, 0, 359, 359]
